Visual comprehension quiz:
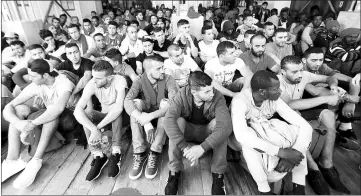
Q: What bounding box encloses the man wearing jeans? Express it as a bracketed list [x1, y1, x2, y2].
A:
[164, 71, 232, 195]
[124, 55, 177, 180]
[74, 60, 128, 181]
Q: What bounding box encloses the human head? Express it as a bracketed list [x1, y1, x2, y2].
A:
[142, 36, 154, 55]
[92, 16, 100, 27]
[302, 47, 324, 71]
[271, 8, 278, 16]
[143, 55, 165, 80]
[157, 17, 166, 30]
[273, 28, 289, 47]
[222, 21, 235, 35]
[39, 29, 55, 46]
[310, 5, 320, 17]
[263, 22, 275, 38]
[71, 16, 79, 24]
[83, 18, 92, 31]
[91, 11, 97, 17]
[243, 9, 251, 15]
[203, 20, 213, 28]
[92, 60, 114, 88]
[324, 11, 336, 22]
[126, 25, 138, 41]
[65, 43, 81, 64]
[165, 9, 172, 18]
[177, 19, 190, 34]
[93, 33, 106, 49]
[217, 41, 237, 64]
[108, 21, 118, 35]
[28, 59, 58, 85]
[250, 34, 266, 57]
[48, 25, 57, 35]
[4, 32, 19, 44]
[250, 70, 281, 101]
[124, 9, 130, 16]
[136, 11, 144, 21]
[206, 8, 213, 18]
[157, 10, 164, 18]
[243, 13, 254, 27]
[27, 44, 46, 59]
[67, 24, 81, 41]
[325, 20, 340, 34]
[154, 27, 165, 43]
[312, 14, 323, 28]
[167, 44, 184, 65]
[341, 28, 361, 46]
[237, 15, 244, 25]
[104, 15, 111, 25]
[59, 14, 67, 24]
[244, 30, 256, 48]
[52, 17, 60, 28]
[104, 48, 123, 68]
[280, 55, 304, 84]
[248, 5, 254, 12]
[10, 40, 25, 57]
[262, 2, 268, 9]
[189, 71, 214, 102]
[201, 25, 214, 43]
[150, 15, 158, 25]
[280, 8, 290, 20]
[130, 20, 140, 30]
[108, 11, 115, 20]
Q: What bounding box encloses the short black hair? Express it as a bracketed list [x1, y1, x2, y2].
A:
[201, 25, 213, 34]
[39, 29, 53, 40]
[144, 54, 164, 63]
[312, 14, 323, 20]
[59, 14, 67, 18]
[104, 48, 122, 63]
[188, 71, 213, 91]
[203, 20, 213, 27]
[274, 28, 288, 36]
[325, 11, 336, 20]
[93, 33, 104, 39]
[153, 27, 164, 33]
[216, 41, 234, 56]
[310, 5, 320, 12]
[65, 43, 79, 50]
[250, 33, 266, 44]
[27, 44, 43, 51]
[92, 60, 114, 76]
[271, 8, 278, 15]
[130, 20, 139, 26]
[264, 22, 275, 28]
[177, 19, 189, 27]
[262, 2, 268, 6]
[244, 30, 256, 38]
[108, 21, 118, 28]
[280, 55, 303, 70]
[10, 40, 25, 47]
[52, 17, 60, 22]
[67, 23, 80, 31]
[83, 18, 91, 24]
[303, 47, 324, 58]
[91, 11, 96, 14]
[243, 13, 253, 20]
[92, 16, 99, 21]
[250, 70, 279, 91]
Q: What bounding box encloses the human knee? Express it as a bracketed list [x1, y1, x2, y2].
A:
[319, 109, 336, 123]
[14, 105, 31, 119]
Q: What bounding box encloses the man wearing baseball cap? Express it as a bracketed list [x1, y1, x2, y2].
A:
[2, 59, 76, 189]
[325, 27, 361, 76]
[2, 32, 19, 58]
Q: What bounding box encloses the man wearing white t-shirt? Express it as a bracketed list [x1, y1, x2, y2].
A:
[198, 25, 220, 65]
[120, 26, 144, 72]
[204, 41, 253, 98]
[2, 59, 75, 189]
[164, 45, 200, 88]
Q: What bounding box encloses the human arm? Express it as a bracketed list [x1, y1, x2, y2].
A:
[135, 61, 143, 75]
[124, 78, 142, 117]
[124, 64, 139, 82]
[186, 34, 199, 58]
[71, 70, 92, 96]
[342, 78, 361, 118]
[12, 68, 30, 90]
[329, 45, 360, 62]
[301, 26, 313, 46]
[153, 51, 169, 58]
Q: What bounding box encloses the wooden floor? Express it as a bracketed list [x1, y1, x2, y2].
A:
[1, 122, 361, 195]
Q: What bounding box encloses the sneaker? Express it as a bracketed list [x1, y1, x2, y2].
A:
[85, 154, 108, 181]
[164, 171, 181, 195]
[306, 169, 331, 195]
[145, 151, 160, 179]
[336, 130, 360, 151]
[13, 158, 42, 189]
[108, 153, 121, 178]
[1, 159, 27, 182]
[318, 165, 350, 195]
[129, 152, 148, 180]
[212, 173, 226, 195]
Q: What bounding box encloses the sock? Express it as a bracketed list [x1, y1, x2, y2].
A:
[93, 151, 104, 158]
[293, 183, 305, 195]
[338, 122, 352, 131]
[112, 146, 121, 154]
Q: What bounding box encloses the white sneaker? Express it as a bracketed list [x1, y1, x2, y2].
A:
[1, 159, 27, 182]
[13, 158, 42, 189]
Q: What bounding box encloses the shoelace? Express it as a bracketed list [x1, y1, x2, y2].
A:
[147, 154, 157, 168]
[132, 155, 143, 170]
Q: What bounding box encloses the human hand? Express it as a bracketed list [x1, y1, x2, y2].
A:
[275, 158, 296, 173]
[66, 94, 76, 109]
[352, 73, 360, 86]
[325, 94, 340, 106]
[183, 145, 205, 165]
[342, 103, 356, 118]
[15, 120, 32, 132]
[137, 112, 154, 126]
[343, 94, 360, 104]
[278, 148, 304, 166]
[89, 129, 102, 145]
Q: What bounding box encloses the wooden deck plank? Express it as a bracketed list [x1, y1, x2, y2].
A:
[17, 142, 77, 195]
[223, 164, 243, 195]
[228, 161, 257, 195]
[157, 145, 170, 195]
[64, 155, 93, 195]
[40, 146, 90, 195]
[179, 156, 204, 195]
[111, 146, 134, 193]
[335, 147, 360, 176]
[200, 152, 212, 195]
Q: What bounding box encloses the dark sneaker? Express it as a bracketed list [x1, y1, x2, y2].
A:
[165, 171, 180, 195]
[145, 151, 160, 179]
[318, 165, 350, 195]
[129, 152, 148, 180]
[306, 170, 330, 195]
[85, 154, 108, 181]
[336, 130, 360, 151]
[108, 153, 121, 178]
[212, 173, 226, 195]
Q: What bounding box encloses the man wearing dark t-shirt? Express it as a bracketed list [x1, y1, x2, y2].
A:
[153, 27, 171, 58]
[55, 43, 94, 106]
[136, 37, 163, 75]
[171, 19, 199, 58]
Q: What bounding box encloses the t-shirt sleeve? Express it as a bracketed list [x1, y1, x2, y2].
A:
[20, 82, 39, 98]
[135, 54, 143, 62]
[84, 60, 94, 71]
[235, 58, 253, 77]
[266, 54, 278, 69]
[187, 56, 199, 71]
[58, 75, 75, 93]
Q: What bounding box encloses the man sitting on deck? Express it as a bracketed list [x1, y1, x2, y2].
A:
[74, 60, 128, 181]
[2, 59, 76, 189]
[277, 56, 350, 194]
[229, 70, 313, 195]
[164, 71, 232, 195]
[124, 55, 177, 180]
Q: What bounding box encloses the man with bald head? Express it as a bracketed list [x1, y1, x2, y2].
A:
[164, 44, 201, 88]
[124, 55, 177, 180]
[120, 25, 144, 71]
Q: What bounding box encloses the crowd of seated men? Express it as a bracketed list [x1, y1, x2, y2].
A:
[1, 2, 360, 195]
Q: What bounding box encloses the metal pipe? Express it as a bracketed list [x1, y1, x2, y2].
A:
[20, 1, 29, 21]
